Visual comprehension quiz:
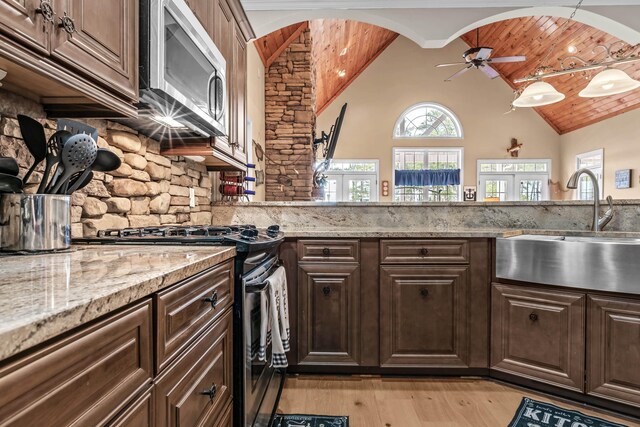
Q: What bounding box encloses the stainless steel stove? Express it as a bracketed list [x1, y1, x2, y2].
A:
[75, 224, 287, 427]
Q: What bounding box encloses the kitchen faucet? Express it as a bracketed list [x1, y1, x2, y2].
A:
[566, 168, 614, 232]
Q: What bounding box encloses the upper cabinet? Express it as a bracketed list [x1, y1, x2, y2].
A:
[230, 21, 247, 164]
[0, 0, 50, 53]
[0, 0, 138, 116]
[50, 0, 138, 100]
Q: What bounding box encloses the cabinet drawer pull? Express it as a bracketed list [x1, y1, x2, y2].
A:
[200, 383, 217, 402]
[420, 288, 429, 297]
[36, 0, 55, 23]
[322, 286, 331, 296]
[529, 312, 539, 322]
[420, 248, 429, 256]
[203, 290, 219, 308]
[322, 247, 331, 256]
[58, 12, 76, 35]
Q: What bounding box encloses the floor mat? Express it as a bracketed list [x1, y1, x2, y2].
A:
[508, 397, 628, 427]
[272, 414, 349, 427]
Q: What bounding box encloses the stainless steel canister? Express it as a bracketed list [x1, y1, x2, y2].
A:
[0, 194, 71, 252]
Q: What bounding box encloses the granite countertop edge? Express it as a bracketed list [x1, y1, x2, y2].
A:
[0, 245, 236, 363]
[279, 228, 640, 238]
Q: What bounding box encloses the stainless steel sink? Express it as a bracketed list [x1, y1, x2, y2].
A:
[496, 234, 640, 295]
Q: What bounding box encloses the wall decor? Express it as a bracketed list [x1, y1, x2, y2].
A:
[381, 180, 389, 197]
[464, 186, 477, 201]
[615, 169, 631, 189]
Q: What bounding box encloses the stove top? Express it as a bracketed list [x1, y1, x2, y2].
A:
[74, 224, 284, 253]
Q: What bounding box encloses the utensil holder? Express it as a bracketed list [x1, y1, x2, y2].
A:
[0, 194, 71, 253]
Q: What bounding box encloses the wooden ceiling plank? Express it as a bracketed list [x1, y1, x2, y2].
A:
[265, 21, 309, 68]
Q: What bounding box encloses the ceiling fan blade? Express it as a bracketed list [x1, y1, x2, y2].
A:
[476, 48, 493, 61]
[435, 62, 468, 68]
[445, 65, 473, 82]
[488, 55, 527, 64]
[480, 64, 500, 79]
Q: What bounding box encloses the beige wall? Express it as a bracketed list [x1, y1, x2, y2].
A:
[559, 108, 640, 200]
[317, 36, 562, 202]
[246, 42, 267, 201]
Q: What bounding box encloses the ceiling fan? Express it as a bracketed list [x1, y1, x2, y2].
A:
[436, 28, 526, 81]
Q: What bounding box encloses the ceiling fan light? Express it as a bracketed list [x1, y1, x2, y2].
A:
[512, 81, 565, 107]
[579, 68, 640, 98]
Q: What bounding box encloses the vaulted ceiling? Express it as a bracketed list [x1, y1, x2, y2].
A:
[460, 16, 640, 134]
[254, 19, 398, 114]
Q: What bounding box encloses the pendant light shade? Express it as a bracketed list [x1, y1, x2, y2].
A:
[579, 68, 640, 98]
[513, 81, 565, 107]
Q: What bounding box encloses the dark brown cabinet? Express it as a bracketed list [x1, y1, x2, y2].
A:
[491, 283, 586, 392]
[298, 262, 361, 366]
[0, 0, 50, 53]
[50, 0, 138, 100]
[109, 389, 154, 427]
[587, 295, 640, 406]
[380, 266, 471, 367]
[230, 21, 247, 164]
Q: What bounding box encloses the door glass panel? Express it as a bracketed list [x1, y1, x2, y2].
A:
[519, 180, 543, 201]
[164, 9, 215, 114]
[484, 180, 508, 201]
[323, 179, 338, 202]
[579, 175, 594, 200]
[348, 179, 372, 202]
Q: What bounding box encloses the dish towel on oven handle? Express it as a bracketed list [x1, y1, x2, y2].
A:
[258, 266, 290, 368]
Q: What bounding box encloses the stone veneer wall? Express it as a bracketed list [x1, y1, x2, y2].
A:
[0, 89, 213, 238]
[264, 28, 316, 201]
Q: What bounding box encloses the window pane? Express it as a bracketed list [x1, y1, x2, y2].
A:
[520, 180, 543, 201]
[323, 179, 338, 202]
[348, 179, 371, 202]
[484, 180, 508, 201]
[394, 103, 462, 138]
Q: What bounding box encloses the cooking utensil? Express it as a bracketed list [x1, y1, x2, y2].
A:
[48, 134, 97, 194]
[37, 130, 71, 194]
[65, 148, 120, 194]
[65, 171, 93, 194]
[57, 118, 99, 143]
[0, 157, 19, 176]
[17, 115, 47, 185]
[0, 172, 24, 193]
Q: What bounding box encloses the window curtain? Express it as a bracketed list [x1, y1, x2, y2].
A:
[395, 169, 461, 186]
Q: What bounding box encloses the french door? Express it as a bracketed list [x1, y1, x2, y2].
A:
[478, 173, 548, 202]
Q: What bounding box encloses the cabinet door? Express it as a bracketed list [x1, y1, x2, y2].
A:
[380, 265, 470, 367]
[184, 0, 209, 32]
[230, 22, 247, 164]
[298, 263, 361, 365]
[50, 0, 138, 100]
[211, 0, 234, 157]
[0, 0, 49, 53]
[491, 284, 586, 392]
[587, 295, 640, 406]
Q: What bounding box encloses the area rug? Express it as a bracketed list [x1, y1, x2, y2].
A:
[272, 414, 349, 427]
[508, 397, 628, 427]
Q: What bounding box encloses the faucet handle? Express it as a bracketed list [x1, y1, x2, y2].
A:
[598, 195, 614, 230]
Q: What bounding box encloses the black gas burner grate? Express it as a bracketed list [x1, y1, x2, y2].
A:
[97, 224, 261, 239]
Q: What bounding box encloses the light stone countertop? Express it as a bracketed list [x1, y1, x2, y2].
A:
[279, 227, 640, 239]
[0, 245, 236, 362]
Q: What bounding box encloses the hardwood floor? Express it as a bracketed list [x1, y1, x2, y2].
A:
[278, 376, 640, 427]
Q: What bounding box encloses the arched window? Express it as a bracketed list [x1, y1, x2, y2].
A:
[393, 103, 463, 138]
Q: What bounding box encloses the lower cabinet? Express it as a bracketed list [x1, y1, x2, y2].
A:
[109, 389, 154, 427]
[491, 283, 586, 392]
[587, 295, 640, 406]
[379, 265, 471, 367]
[297, 262, 361, 366]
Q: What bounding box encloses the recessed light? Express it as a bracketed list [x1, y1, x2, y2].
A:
[337, 70, 346, 78]
[339, 47, 348, 56]
[567, 45, 577, 54]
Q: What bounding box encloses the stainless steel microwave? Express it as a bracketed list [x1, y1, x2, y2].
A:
[138, 0, 227, 138]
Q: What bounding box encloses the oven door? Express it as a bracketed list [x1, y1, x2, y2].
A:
[146, 0, 227, 137]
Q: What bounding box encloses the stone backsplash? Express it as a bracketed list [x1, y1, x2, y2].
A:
[0, 89, 213, 237]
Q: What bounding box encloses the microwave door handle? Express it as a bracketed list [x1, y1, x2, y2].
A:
[207, 73, 225, 121]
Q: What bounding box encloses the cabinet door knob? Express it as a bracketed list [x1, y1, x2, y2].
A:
[420, 288, 429, 297]
[200, 383, 217, 402]
[203, 290, 218, 308]
[529, 312, 539, 322]
[36, 0, 55, 23]
[58, 12, 76, 35]
[322, 286, 331, 296]
[420, 248, 429, 256]
[322, 247, 330, 256]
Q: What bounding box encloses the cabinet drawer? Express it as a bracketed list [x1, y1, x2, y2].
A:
[380, 240, 469, 264]
[491, 284, 585, 392]
[215, 401, 233, 427]
[155, 260, 234, 373]
[298, 240, 359, 262]
[108, 388, 153, 427]
[155, 309, 233, 427]
[0, 300, 153, 426]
